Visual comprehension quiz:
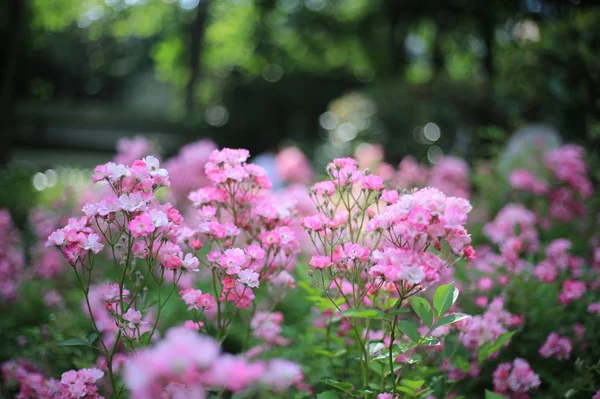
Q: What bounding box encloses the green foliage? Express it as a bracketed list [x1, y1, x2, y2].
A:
[410, 296, 434, 328]
[433, 282, 458, 318]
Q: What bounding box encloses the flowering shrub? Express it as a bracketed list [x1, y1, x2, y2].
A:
[0, 138, 599, 399]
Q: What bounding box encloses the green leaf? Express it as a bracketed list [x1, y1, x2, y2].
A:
[299, 281, 317, 295]
[58, 338, 89, 347]
[478, 331, 515, 362]
[434, 313, 470, 329]
[485, 390, 508, 399]
[139, 331, 153, 346]
[87, 333, 98, 345]
[452, 355, 471, 372]
[356, 387, 377, 396]
[311, 349, 347, 358]
[420, 336, 441, 346]
[433, 282, 458, 317]
[401, 379, 425, 389]
[387, 307, 411, 316]
[410, 296, 434, 327]
[341, 308, 384, 318]
[396, 386, 417, 397]
[317, 391, 341, 399]
[323, 378, 353, 394]
[398, 320, 421, 342]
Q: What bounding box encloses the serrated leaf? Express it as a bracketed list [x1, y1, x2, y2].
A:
[434, 313, 470, 329]
[342, 308, 384, 318]
[58, 338, 89, 347]
[398, 320, 420, 342]
[410, 296, 434, 327]
[485, 390, 508, 399]
[433, 282, 458, 317]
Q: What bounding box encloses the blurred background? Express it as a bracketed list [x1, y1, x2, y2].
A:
[1, 0, 600, 221]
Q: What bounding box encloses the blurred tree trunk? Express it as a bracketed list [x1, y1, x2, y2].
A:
[185, 0, 212, 118]
[387, 8, 404, 75]
[432, 25, 445, 77]
[0, 0, 25, 166]
[481, 15, 494, 82]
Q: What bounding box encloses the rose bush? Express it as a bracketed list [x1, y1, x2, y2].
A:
[0, 136, 598, 398]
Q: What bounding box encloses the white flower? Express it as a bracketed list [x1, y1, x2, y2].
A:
[80, 233, 104, 254]
[237, 269, 260, 288]
[144, 156, 168, 177]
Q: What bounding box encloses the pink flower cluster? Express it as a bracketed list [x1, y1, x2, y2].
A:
[184, 148, 300, 318]
[48, 156, 199, 274]
[2, 359, 61, 398]
[534, 239, 583, 283]
[428, 156, 471, 199]
[114, 135, 154, 166]
[179, 288, 217, 315]
[458, 297, 516, 357]
[305, 171, 474, 289]
[510, 144, 593, 222]
[483, 204, 538, 271]
[29, 207, 68, 279]
[302, 157, 474, 355]
[1, 360, 104, 399]
[493, 358, 541, 398]
[60, 368, 104, 399]
[250, 311, 289, 345]
[396, 155, 471, 199]
[275, 146, 313, 184]
[0, 209, 25, 301]
[558, 280, 586, 305]
[164, 139, 217, 202]
[544, 145, 593, 199]
[123, 327, 303, 398]
[539, 332, 572, 360]
[509, 169, 548, 195]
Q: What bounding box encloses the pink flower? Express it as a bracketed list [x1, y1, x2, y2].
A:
[46, 230, 65, 246]
[309, 255, 333, 269]
[60, 368, 104, 399]
[558, 280, 586, 305]
[219, 248, 247, 274]
[80, 233, 104, 254]
[312, 181, 336, 196]
[275, 146, 313, 184]
[251, 311, 287, 345]
[381, 189, 399, 204]
[122, 308, 147, 329]
[509, 169, 548, 194]
[407, 205, 432, 230]
[539, 332, 572, 360]
[361, 174, 384, 191]
[183, 320, 204, 330]
[493, 358, 540, 395]
[128, 214, 155, 238]
[588, 302, 600, 313]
